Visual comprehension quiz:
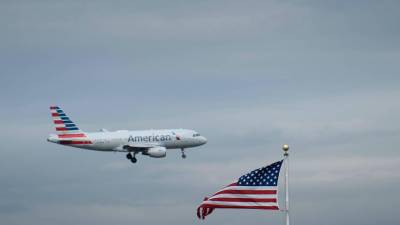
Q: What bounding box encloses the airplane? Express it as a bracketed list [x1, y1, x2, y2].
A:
[47, 106, 207, 163]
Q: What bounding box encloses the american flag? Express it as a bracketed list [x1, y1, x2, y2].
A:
[197, 160, 283, 219]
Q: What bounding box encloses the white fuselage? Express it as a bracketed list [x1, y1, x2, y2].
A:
[48, 128, 207, 152]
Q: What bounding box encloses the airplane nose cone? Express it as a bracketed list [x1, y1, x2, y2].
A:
[200, 136, 207, 145]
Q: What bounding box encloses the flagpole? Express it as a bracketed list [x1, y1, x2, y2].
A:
[283, 144, 290, 225]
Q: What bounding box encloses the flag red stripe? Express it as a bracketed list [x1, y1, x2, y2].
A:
[56, 127, 68, 131]
[58, 134, 86, 138]
[199, 204, 279, 210]
[52, 113, 59, 117]
[213, 189, 277, 196]
[209, 198, 277, 203]
[54, 120, 64, 124]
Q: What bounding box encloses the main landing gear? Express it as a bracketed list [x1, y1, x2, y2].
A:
[126, 152, 137, 163]
[181, 148, 186, 159]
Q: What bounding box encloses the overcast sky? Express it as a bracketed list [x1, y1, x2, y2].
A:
[1, 0, 399, 225]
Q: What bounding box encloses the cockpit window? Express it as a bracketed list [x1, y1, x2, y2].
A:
[193, 133, 201, 137]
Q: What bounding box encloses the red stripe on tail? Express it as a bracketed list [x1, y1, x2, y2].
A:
[58, 133, 86, 138]
[59, 140, 92, 145]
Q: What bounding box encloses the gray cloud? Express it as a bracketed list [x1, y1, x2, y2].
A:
[0, 0, 399, 224]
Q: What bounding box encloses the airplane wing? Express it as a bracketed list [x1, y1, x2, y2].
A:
[113, 143, 162, 152]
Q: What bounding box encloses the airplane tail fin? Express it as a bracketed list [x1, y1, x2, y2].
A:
[49, 106, 87, 138]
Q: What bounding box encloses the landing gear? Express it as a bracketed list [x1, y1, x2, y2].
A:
[127, 152, 137, 163]
[181, 148, 186, 159]
[126, 153, 132, 159]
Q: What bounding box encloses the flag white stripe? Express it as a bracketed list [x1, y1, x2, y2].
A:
[209, 194, 277, 199]
[202, 201, 278, 207]
[221, 185, 278, 191]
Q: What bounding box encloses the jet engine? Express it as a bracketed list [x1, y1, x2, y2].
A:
[144, 147, 167, 158]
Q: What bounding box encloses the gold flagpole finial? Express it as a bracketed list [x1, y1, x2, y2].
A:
[282, 144, 289, 156]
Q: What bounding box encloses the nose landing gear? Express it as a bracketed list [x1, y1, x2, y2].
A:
[181, 148, 186, 159]
[126, 152, 137, 163]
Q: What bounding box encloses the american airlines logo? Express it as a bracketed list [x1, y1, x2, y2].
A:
[128, 135, 173, 142]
